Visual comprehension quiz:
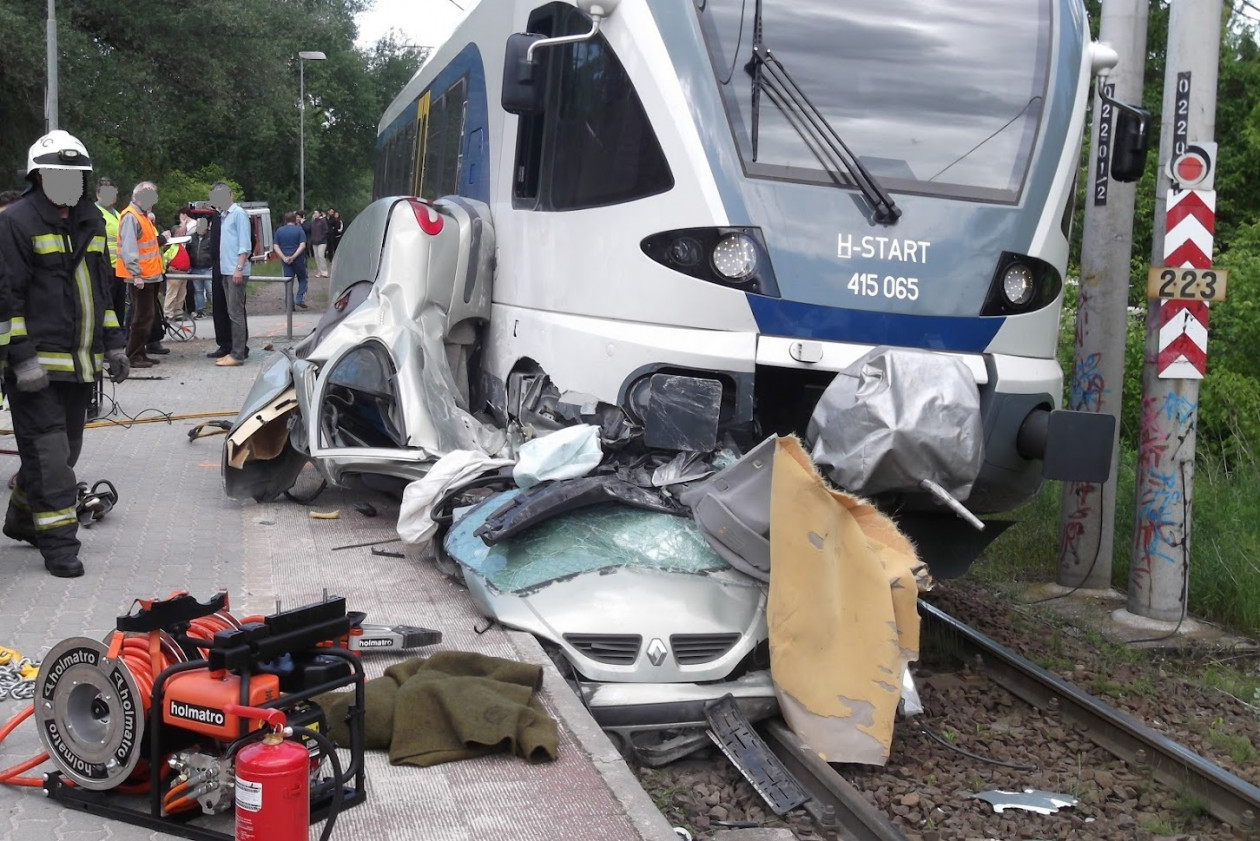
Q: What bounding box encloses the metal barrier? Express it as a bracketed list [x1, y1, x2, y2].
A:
[163, 272, 296, 341]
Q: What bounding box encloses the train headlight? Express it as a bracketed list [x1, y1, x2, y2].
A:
[1001, 264, 1036, 307]
[712, 234, 758, 281]
[640, 227, 780, 297]
[981, 253, 1059, 316]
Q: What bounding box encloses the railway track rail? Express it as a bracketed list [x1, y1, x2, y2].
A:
[917, 599, 1260, 833]
[743, 600, 1260, 840]
[758, 719, 908, 841]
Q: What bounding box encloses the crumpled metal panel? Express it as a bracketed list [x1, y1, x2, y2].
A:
[224, 196, 508, 495]
[678, 436, 776, 582]
[806, 348, 983, 499]
[222, 352, 308, 501]
[448, 490, 728, 594]
[303, 198, 506, 461]
[326, 197, 395, 300]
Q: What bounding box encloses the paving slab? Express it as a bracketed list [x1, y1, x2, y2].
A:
[0, 306, 677, 841]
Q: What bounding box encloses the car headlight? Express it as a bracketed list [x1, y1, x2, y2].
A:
[1002, 264, 1036, 307]
[712, 234, 758, 281]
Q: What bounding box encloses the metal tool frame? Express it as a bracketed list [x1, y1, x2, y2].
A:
[43, 593, 368, 841]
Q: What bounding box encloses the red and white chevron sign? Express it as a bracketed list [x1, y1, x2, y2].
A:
[1158, 301, 1208, 378]
[1158, 189, 1213, 379]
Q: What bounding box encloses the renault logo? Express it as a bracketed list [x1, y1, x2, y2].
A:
[646, 638, 668, 667]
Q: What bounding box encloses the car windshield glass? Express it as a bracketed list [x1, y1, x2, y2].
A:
[697, 0, 1051, 201]
[447, 490, 728, 593]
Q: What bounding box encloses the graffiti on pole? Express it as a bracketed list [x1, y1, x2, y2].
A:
[1132, 391, 1197, 583]
[1070, 352, 1109, 413]
[1069, 283, 1109, 413]
[1058, 480, 1097, 569]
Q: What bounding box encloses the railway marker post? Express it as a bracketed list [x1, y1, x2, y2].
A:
[1126, 0, 1222, 624]
[1057, 0, 1149, 591]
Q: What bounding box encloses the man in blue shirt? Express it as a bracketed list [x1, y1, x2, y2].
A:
[211, 181, 251, 367]
[272, 211, 309, 310]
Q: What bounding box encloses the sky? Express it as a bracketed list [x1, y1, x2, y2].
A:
[354, 0, 470, 49]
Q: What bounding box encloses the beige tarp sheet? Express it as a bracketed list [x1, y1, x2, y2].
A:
[768, 436, 929, 765]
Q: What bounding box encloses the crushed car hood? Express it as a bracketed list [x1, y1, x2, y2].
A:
[446, 489, 768, 685]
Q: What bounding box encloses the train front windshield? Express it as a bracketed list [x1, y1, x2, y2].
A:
[697, 0, 1051, 203]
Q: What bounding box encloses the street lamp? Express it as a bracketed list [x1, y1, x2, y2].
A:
[298, 50, 327, 212]
[46, 0, 58, 130]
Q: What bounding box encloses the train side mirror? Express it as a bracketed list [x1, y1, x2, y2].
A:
[1110, 106, 1151, 183]
[1096, 79, 1152, 184]
[502, 33, 547, 115]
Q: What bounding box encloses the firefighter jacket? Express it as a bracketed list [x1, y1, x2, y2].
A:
[0, 190, 126, 383]
[116, 204, 164, 280]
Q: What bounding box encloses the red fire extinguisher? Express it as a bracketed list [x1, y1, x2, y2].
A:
[225, 704, 310, 841]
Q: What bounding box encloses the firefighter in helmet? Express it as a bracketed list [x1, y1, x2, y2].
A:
[0, 129, 130, 577]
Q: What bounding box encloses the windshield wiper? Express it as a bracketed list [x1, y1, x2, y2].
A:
[744, 0, 901, 224]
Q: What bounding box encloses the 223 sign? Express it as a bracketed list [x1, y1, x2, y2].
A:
[1146, 266, 1228, 302]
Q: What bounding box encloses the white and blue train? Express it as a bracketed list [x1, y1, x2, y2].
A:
[373, 0, 1147, 529]
[364, 0, 1154, 551]
[221, 0, 1147, 742]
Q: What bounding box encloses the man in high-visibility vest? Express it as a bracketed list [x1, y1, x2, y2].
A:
[0, 130, 130, 578]
[116, 181, 164, 368]
[94, 177, 125, 319]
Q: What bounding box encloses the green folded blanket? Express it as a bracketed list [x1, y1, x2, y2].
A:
[316, 650, 560, 767]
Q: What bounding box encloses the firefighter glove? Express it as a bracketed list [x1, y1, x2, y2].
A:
[12, 358, 49, 393]
[104, 349, 130, 384]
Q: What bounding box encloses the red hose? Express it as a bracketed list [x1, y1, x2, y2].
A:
[0, 707, 47, 786]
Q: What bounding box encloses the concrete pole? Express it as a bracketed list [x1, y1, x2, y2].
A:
[1127, 0, 1221, 621]
[45, 0, 58, 131]
[1057, 0, 1149, 590]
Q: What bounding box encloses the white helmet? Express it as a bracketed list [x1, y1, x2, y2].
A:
[26, 130, 92, 176]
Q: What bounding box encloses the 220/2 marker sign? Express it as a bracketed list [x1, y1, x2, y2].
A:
[1146, 266, 1228, 302]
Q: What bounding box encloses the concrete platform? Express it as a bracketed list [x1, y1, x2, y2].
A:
[0, 308, 678, 841]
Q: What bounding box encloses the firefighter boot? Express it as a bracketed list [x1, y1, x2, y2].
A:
[44, 554, 84, 578]
[3, 493, 37, 547]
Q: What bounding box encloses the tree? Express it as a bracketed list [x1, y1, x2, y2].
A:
[0, 0, 415, 224]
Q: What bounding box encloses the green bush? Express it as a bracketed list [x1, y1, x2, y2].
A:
[151, 166, 242, 229]
[1198, 369, 1260, 465]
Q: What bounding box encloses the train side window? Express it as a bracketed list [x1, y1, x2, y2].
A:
[514, 3, 673, 210]
[400, 120, 417, 195]
[380, 127, 412, 198]
[421, 77, 469, 200]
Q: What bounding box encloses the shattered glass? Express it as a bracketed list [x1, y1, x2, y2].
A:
[447, 490, 730, 593]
